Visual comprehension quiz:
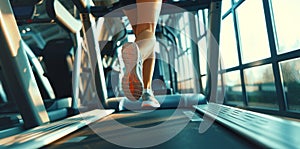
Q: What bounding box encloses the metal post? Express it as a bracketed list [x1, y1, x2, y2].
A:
[189, 12, 202, 93]
[0, 0, 49, 128]
[206, 0, 222, 102]
[77, 0, 108, 104]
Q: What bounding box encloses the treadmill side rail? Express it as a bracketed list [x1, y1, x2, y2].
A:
[0, 109, 114, 149]
[194, 103, 300, 149]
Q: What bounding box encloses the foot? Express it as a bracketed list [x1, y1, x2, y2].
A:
[121, 42, 144, 101]
[141, 89, 160, 108]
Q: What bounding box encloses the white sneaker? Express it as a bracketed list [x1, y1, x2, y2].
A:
[141, 89, 160, 108]
[121, 42, 144, 101]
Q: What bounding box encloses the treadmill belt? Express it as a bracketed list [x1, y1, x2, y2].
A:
[44, 109, 258, 149]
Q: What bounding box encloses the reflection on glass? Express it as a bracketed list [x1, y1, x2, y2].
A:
[272, 0, 300, 53]
[244, 65, 278, 109]
[223, 71, 243, 106]
[220, 14, 239, 69]
[236, 0, 270, 63]
[222, 0, 231, 15]
[280, 58, 300, 111]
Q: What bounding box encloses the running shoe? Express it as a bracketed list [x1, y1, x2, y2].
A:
[141, 89, 160, 108]
[121, 42, 144, 101]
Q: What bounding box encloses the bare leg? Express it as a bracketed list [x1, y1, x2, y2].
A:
[122, 0, 161, 105]
[135, 0, 162, 89]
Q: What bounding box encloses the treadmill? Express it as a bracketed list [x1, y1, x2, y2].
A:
[46, 0, 300, 148]
[2, 0, 300, 149]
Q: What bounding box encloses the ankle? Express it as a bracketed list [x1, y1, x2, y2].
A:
[143, 88, 153, 94]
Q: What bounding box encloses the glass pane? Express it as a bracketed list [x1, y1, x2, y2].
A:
[217, 74, 225, 103]
[233, 0, 240, 3]
[220, 14, 239, 69]
[178, 14, 184, 30]
[184, 28, 191, 49]
[178, 79, 194, 93]
[198, 37, 207, 75]
[222, 0, 231, 15]
[224, 71, 243, 106]
[198, 10, 206, 36]
[204, 9, 209, 31]
[272, 0, 300, 53]
[177, 57, 183, 81]
[244, 65, 278, 109]
[236, 0, 270, 63]
[201, 76, 207, 91]
[180, 34, 187, 51]
[280, 58, 300, 111]
[183, 54, 191, 80]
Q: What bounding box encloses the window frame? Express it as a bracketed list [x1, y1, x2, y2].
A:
[200, 0, 300, 118]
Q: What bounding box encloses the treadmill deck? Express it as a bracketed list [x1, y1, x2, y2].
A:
[44, 109, 257, 149]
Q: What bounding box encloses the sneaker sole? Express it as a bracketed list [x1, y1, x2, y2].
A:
[141, 101, 160, 108]
[121, 43, 144, 101]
